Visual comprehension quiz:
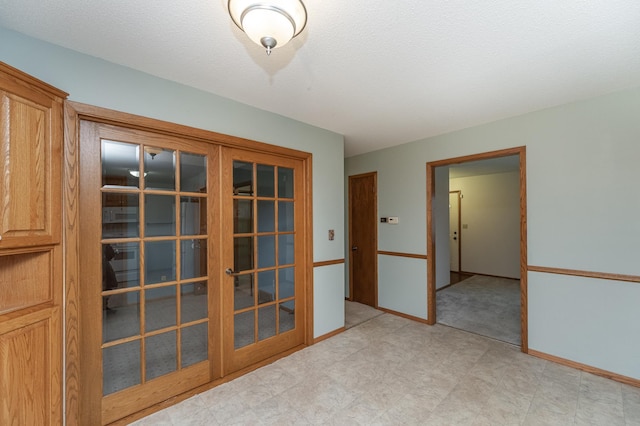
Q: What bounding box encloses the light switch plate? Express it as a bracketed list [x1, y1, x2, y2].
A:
[388, 216, 399, 224]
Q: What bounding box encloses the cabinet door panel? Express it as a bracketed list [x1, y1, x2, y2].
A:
[0, 93, 49, 243]
[0, 250, 52, 314]
[0, 307, 61, 425]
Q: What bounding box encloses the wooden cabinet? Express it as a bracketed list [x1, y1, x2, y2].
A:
[0, 62, 65, 249]
[0, 62, 66, 425]
[0, 305, 62, 424]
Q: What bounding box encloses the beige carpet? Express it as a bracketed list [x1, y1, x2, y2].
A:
[436, 275, 520, 345]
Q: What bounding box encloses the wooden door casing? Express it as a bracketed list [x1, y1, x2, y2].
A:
[349, 172, 377, 307]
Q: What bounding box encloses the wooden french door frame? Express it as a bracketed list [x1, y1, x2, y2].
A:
[348, 172, 378, 307]
[85, 121, 217, 423]
[426, 146, 528, 352]
[63, 102, 314, 424]
[220, 147, 309, 375]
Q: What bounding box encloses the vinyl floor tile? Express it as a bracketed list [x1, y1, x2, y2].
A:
[132, 312, 640, 426]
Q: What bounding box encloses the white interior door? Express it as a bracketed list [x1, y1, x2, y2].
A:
[449, 191, 461, 272]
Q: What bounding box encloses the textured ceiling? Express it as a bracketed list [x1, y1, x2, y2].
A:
[1, 0, 639, 157]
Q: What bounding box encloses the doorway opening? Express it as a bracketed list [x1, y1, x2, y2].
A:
[427, 147, 527, 351]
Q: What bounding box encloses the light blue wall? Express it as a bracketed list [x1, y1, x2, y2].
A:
[0, 27, 345, 338]
[345, 86, 640, 380]
[434, 166, 450, 290]
[313, 263, 345, 338]
[378, 255, 427, 319]
[529, 272, 640, 379]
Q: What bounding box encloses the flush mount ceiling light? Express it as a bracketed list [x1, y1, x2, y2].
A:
[228, 0, 307, 56]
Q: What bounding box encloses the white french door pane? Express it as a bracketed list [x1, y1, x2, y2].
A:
[102, 290, 140, 343]
[103, 242, 140, 289]
[103, 341, 141, 396]
[277, 167, 294, 198]
[257, 270, 276, 305]
[279, 301, 295, 333]
[145, 194, 176, 237]
[181, 323, 208, 368]
[180, 153, 206, 193]
[234, 237, 253, 271]
[234, 199, 253, 233]
[180, 196, 206, 235]
[145, 331, 177, 380]
[256, 164, 275, 197]
[101, 140, 139, 188]
[145, 241, 176, 284]
[278, 234, 295, 265]
[233, 161, 253, 195]
[257, 200, 275, 232]
[234, 274, 254, 310]
[257, 235, 276, 268]
[278, 267, 295, 299]
[258, 305, 276, 341]
[180, 239, 207, 280]
[180, 282, 208, 323]
[234, 311, 255, 349]
[144, 147, 175, 190]
[102, 193, 140, 239]
[145, 286, 177, 332]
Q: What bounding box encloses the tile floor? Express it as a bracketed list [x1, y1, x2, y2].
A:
[344, 300, 383, 329]
[132, 313, 640, 425]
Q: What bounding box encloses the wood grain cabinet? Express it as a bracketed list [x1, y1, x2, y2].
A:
[0, 62, 67, 425]
[0, 62, 65, 248]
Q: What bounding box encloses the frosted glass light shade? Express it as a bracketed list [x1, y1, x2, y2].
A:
[228, 0, 307, 54]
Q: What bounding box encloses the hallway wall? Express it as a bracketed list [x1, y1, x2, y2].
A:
[0, 27, 346, 339]
[345, 85, 640, 381]
[449, 171, 520, 279]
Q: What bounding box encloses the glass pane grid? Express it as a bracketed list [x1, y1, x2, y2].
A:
[232, 161, 297, 351]
[102, 144, 209, 396]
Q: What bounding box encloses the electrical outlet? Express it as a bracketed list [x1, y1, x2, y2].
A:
[328, 229, 335, 241]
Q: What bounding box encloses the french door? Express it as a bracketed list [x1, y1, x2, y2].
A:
[221, 148, 307, 374]
[79, 121, 218, 424]
[77, 119, 309, 424]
